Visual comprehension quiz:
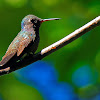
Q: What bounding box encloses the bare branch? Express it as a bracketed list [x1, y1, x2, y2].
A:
[1, 16, 100, 76]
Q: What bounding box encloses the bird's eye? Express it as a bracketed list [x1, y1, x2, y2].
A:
[31, 19, 35, 23]
[31, 19, 37, 24]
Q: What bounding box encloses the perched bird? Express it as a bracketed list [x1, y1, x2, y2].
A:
[0, 14, 60, 74]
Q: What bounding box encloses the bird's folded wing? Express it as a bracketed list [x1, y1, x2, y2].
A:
[0, 35, 34, 66]
[0, 51, 16, 66]
[17, 36, 33, 56]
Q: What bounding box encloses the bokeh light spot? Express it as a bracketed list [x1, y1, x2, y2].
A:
[5, 0, 27, 8]
[42, 0, 59, 6]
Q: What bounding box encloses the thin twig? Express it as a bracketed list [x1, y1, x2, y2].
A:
[2, 16, 100, 76]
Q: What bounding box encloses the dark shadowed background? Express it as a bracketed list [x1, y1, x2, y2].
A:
[0, 0, 100, 100]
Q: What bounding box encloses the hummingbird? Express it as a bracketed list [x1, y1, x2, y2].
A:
[0, 14, 60, 74]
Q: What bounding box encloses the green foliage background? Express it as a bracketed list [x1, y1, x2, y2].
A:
[0, 0, 100, 100]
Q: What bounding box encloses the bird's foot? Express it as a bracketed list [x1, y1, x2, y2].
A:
[0, 67, 10, 74]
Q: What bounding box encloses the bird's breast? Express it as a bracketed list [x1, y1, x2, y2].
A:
[21, 30, 39, 54]
[29, 32, 40, 53]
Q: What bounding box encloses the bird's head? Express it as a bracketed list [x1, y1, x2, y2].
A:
[21, 14, 60, 30]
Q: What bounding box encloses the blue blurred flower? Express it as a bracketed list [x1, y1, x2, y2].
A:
[92, 94, 100, 100]
[72, 65, 97, 87]
[15, 61, 58, 86]
[15, 61, 79, 100]
[44, 82, 79, 100]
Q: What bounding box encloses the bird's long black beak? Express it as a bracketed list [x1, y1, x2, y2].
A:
[41, 18, 61, 22]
